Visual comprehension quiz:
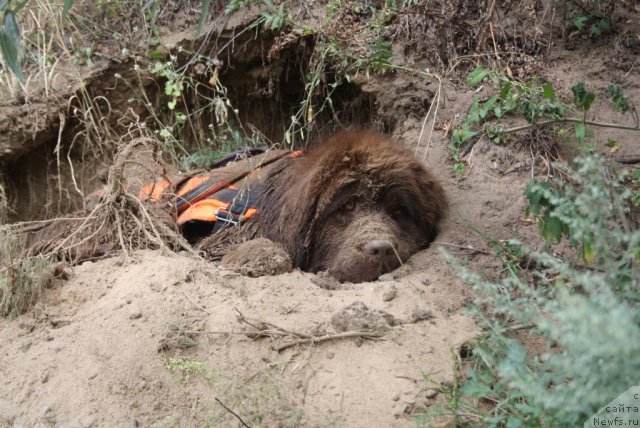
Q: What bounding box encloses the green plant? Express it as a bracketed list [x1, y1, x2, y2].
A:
[0, 0, 27, 81]
[436, 154, 640, 426]
[0, 231, 59, 317]
[134, 54, 265, 167]
[259, 0, 290, 31]
[166, 356, 302, 426]
[565, 0, 613, 37]
[451, 66, 640, 177]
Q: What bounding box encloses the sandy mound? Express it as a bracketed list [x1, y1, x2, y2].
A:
[0, 243, 477, 426]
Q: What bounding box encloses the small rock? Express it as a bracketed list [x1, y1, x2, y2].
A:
[382, 285, 397, 302]
[41, 371, 49, 384]
[406, 309, 434, 324]
[18, 321, 35, 332]
[391, 393, 400, 402]
[81, 260, 93, 267]
[126, 299, 132, 305]
[50, 318, 71, 328]
[422, 278, 431, 286]
[130, 312, 142, 320]
[378, 273, 395, 282]
[221, 238, 293, 277]
[20, 341, 32, 352]
[311, 271, 341, 290]
[330, 301, 399, 332]
[326, 352, 335, 360]
[79, 414, 97, 427]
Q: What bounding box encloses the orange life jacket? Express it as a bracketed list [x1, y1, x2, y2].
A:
[138, 149, 302, 231]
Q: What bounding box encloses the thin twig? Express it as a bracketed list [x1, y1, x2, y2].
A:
[180, 290, 211, 314]
[503, 118, 640, 134]
[274, 331, 384, 352]
[235, 308, 313, 339]
[214, 397, 251, 428]
[435, 242, 491, 255]
[614, 155, 640, 165]
[504, 323, 535, 333]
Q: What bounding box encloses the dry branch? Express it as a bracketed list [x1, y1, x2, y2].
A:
[235, 308, 385, 352]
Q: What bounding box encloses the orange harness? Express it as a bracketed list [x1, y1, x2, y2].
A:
[138, 150, 302, 230]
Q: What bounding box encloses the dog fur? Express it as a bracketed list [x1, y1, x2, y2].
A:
[249, 130, 447, 283]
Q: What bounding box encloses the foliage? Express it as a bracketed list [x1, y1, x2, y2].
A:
[451, 65, 640, 176]
[166, 356, 302, 426]
[0, 0, 27, 81]
[138, 55, 265, 168]
[565, 0, 613, 37]
[432, 154, 640, 426]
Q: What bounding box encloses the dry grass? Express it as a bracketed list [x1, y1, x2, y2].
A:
[0, 135, 197, 317]
[25, 136, 193, 261]
[0, 231, 61, 317]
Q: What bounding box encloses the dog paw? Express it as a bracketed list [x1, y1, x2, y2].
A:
[221, 237, 293, 277]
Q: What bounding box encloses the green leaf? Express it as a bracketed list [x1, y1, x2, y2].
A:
[574, 122, 586, 143]
[479, 97, 497, 119]
[573, 15, 588, 30]
[583, 238, 596, 264]
[3, 10, 21, 49]
[571, 82, 596, 111]
[499, 81, 512, 99]
[542, 82, 555, 101]
[506, 417, 524, 428]
[583, 92, 595, 111]
[540, 212, 564, 244]
[605, 139, 619, 152]
[524, 180, 546, 216]
[453, 128, 477, 146]
[195, 0, 211, 38]
[607, 84, 630, 113]
[0, 13, 25, 82]
[62, 0, 73, 19]
[467, 66, 491, 86]
[632, 169, 640, 181]
[148, 50, 166, 60]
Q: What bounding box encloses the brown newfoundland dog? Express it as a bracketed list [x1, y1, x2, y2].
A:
[232, 130, 447, 283]
[26, 130, 446, 284]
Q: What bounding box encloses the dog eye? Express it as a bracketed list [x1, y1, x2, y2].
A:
[342, 201, 356, 212]
[391, 207, 408, 218]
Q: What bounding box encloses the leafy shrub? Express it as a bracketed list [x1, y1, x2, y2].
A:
[452, 67, 639, 177]
[437, 154, 640, 427]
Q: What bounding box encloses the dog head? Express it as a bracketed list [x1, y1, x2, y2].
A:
[258, 130, 447, 283]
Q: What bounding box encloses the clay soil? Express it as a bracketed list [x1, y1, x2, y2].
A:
[1, 2, 639, 427]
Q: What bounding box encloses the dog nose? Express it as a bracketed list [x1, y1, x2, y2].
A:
[364, 240, 395, 257]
